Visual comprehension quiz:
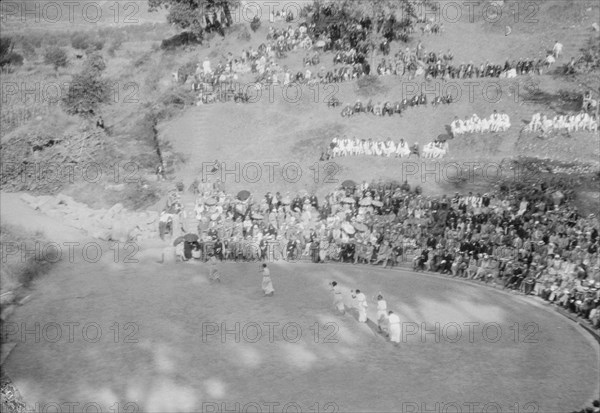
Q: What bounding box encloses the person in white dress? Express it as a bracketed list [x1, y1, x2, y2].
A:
[330, 281, 345, 314]
[261, 263, 274, 296]
[388, 311, 401, 345]
[552, 41, 563, 59]
[376, 294, 388, 332]
[352, 289, 368, 322]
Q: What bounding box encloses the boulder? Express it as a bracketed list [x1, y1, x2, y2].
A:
[106, 183, 126, 191]
[0, 292, 16, 306]
[111, 219, 132, 243]
[56, 193, 74, 205]
[107, 203, 125, 217]
[35, 195, 57, 211]
[19, 193, 37, 206]
[90, 227, 112, 241]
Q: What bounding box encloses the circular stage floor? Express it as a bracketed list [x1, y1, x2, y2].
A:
[4, 260, 599, 412]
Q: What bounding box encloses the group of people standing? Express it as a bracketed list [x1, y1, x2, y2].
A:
[330, 282, 402, 345]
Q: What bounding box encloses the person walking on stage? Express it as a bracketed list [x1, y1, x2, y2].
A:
[388, 311, 401, 345]
[352, 289, 368, 322]
[330, 281, 345, 314]
[261, 263, 274, 296]
[375, 294, 388, 332]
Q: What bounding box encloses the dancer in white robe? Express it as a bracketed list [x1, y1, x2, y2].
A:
[388, 311, 401, 344]
[376, 294, 388, 332]
[330, 281, 345, 314]
[352, 289, 368, 322]
[261, 263, 274, 296]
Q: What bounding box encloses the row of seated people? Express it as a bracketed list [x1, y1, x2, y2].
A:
[338, 94, 452, 117]
[524, 112, 598, 133]
[329, 137, 449, 159]
[450, 112, 511, 135]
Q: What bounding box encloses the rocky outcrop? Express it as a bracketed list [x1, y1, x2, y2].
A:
[19, 194, 159, 242]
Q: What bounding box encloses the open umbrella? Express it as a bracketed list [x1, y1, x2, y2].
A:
[341, 179, 356, 188]
[437, 134, 450, 142]
[205, 198, 217, 206]
[372, 200, 383, 207]
[184, 233, 199, 242]
[173, 236, 185, 246]
[315, 40, 326, 48]
[359, 198, 372, 206]
[342, 222, 355, 234]
[237, 190, 251, 201]
[342, 197, 355, 204]
[353, 222, 368, 232]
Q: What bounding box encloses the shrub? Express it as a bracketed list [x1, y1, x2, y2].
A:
[43, 46, 68, 70]
[107, 34, 124, 57]
[63, 54, 111, 115]
[20, 39, 36, 59]
[71, 32, 104, 51]
[250, 16, 261, 32]
[236, 24, 252, 41]
[355, 75, 386, 97]
[0, 37, 23, 69]
[83, 52, 106, 75]
[159, 88, 196, 107]
[133, 52, 152, 68]
[160, 31, 202, 50]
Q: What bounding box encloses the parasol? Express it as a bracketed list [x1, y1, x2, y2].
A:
[237, 190, 251, 201]
[184, 233, 199, 242]
[359, 198, 372, 206]
[342, 222, 355, 234]
[315, 40, 326, 48]
[205, 198, 217, 206]
[341, 179, 356, 188]
[173, 236, 185, 246]
[437, 134, 450, 142]
[353, 222, 368, 232]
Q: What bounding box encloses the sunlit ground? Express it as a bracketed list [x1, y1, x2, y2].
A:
[3, 260, 599, 412]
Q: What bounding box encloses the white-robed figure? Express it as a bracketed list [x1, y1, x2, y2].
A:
[387, 311, 401, 344]
[352, 289, 368, 322]
[330, 281, 345, 314]
[375, 294, 388, 331]
[261, 263, 274, 296]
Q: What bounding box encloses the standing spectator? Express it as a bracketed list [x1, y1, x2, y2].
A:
[209, 254, 220, 283]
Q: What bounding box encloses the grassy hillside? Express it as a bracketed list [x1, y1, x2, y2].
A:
[0, 0, 598, 210]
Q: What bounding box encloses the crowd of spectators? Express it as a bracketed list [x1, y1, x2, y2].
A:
[159, 176, 599, 330]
